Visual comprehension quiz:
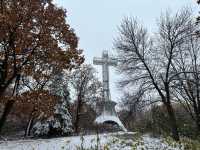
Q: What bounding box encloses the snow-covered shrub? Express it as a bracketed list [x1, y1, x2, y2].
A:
[33, 118, 52, 136]
[33, 72, 73, 136]
[33, 98, 73, 136]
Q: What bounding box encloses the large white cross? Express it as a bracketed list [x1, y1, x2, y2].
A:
[93, 50, 117, 101]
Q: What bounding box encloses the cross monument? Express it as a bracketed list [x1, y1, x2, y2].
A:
[93, 50, 127, 131]
[93, 51, 117, 101]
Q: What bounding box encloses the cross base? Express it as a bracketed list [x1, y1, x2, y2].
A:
[95, 101, 127, 132]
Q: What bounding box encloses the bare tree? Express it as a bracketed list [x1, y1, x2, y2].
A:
[119, 85, 148, 129]
[115, 8, 193, 141]
[171, 28, 200, 135]
[69, 64, 102, 133]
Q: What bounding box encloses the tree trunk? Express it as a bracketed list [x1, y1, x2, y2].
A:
[0, 74, 20, 133]
[0, 100, 15, 133]
[24, 118, 33, 137]
[24, 113, 34, 137]
[196, 119, 200, 135]
[192, 101, 200, 136]
[74, 93, 82, 134]
[0, 86, 7, 97]
[195, 112, 200, 136]
[165, 102, 180, 141]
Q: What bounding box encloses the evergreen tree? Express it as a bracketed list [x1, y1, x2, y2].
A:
[33, 72, 73, 136]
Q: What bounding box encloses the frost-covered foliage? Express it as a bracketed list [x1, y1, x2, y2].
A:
[33, 72, 73, 136]
[33, 96, 73, 136]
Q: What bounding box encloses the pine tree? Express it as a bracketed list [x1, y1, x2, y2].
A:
[33, 72, 73, 136]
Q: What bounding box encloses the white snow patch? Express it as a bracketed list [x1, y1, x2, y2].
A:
[0, 132, 184, 150]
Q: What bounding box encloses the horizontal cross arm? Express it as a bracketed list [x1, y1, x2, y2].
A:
[93, 57, 104, 65]
[107, 58, 118, 66]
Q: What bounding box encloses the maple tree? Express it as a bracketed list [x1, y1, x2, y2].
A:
[0, 0, 84, 132]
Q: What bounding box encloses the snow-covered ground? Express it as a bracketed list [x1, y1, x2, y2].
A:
[0, 132, 184, 150]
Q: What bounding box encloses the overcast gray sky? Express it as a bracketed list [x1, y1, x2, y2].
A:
[55, 0, 198, 102]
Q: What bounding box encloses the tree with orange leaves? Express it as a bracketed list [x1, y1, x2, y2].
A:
[0, 0, 84, 133]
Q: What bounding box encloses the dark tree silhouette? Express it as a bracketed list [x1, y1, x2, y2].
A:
[115, 8, 194, 141]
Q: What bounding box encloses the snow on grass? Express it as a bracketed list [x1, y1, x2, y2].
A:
[0, 132, 189, 150]
[0, 132, 134, 150]
[135, 135, 184, 150]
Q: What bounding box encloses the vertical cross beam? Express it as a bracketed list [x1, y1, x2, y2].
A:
[93, 51, 117, 101]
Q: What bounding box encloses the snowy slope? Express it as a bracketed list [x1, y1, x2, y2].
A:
[0, 132, 184, 150]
